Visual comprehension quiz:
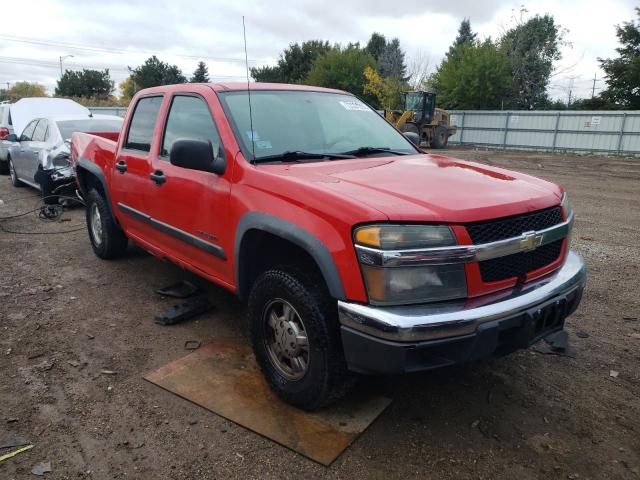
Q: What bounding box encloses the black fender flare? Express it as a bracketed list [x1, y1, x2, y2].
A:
[235, 212, 346, 301]
[76, 158, 117, 223]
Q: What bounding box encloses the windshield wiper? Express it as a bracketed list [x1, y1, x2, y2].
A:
[338, 146, 410, 157]
[252, 150, 355, 164]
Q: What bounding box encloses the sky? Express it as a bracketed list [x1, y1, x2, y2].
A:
[0, 0, 636, 101]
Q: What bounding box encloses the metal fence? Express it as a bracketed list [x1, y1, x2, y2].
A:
[448, 110, 640, 155]
[88, 106, 128, 117]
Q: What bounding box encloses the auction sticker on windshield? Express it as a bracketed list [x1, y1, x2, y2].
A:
[339, 100, 370, 112]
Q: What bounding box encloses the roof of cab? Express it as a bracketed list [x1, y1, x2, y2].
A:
[135, 82, 350, 96]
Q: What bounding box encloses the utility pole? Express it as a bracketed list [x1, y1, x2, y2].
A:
[591, 73, 600, 98]
[59, 55, 74, 77]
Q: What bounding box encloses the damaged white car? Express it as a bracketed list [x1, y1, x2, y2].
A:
[7, 114, 122, 203]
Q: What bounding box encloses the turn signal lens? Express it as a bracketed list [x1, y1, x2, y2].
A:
[355, 226, 381, 247]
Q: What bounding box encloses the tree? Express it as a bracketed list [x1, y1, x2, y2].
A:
[378, 38, 408, 81]
[55, 69, 114, 99]
[118, 76, 136, 104]
[365, 33, 387, 62]
[569, 96, 620, 110]
[599, 8, 640, 109]
[445, 19, 478, 61]
[251, 40, 332, 83]
[3, 81, 47, 101]
[129, 56, 187, 90]
[455, 19, 477, 46]
[304, 45, 376, 98]
[363, 66, 404, 109]
[431, 40, 512, 109]
[190, 61, 210, 83]
[501, 13, 564, 109]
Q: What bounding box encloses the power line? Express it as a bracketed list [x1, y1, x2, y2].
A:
[0, 34, 266, 65]
[0, 55, 248, 80]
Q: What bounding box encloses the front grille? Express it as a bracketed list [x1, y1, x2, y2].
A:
[466, 207, 563, 244]
[478, 240, 563, 282]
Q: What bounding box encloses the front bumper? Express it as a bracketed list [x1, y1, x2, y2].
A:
[338, 251, 586, 374]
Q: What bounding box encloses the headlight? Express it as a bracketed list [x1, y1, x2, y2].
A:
[354, 225, 467, 305]
[354, 225, 456, 249]
[561, 192, 572, 218]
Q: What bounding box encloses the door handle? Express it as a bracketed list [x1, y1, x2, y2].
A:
[115, 160, 127, 174]
[150, 169, 166, 185]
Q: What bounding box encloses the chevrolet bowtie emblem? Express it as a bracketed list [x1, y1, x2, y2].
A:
[519, 231, 544, 251]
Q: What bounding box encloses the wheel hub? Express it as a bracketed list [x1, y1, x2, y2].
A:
[90, 203, 103, 246]
[263, 299, 309, 380]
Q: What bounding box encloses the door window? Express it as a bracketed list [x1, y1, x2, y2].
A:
[20, 120, 39, 141]
[161, 95, 222, 158]
[33, 119, 48, 142]
[124, 96, 163, 152]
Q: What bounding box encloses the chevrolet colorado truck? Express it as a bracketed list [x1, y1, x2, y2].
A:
[71, 83, 586, 411]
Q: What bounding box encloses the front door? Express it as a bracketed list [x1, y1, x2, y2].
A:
[144, 89, 233, 285]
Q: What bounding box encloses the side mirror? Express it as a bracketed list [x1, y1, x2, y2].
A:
[403, 131, 420, 147]
[5, 133, 18, 142]
[169, 139, 226, 175]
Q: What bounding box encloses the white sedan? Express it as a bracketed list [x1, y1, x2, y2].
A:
[7, 114, 122, 203]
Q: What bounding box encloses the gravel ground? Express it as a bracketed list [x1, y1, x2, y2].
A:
[0, 148, 639, 479]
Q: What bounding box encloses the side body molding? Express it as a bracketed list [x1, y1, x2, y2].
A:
[235, 212, 346, 301]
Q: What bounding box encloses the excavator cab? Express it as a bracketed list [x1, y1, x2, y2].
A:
[403, 91, 436, 126]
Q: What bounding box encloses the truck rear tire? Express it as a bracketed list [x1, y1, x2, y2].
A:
[430, 125, 449, 149]
[247, 268, 354, 411]
[0, 159, 8, 175]
[85, 189, 128, 259]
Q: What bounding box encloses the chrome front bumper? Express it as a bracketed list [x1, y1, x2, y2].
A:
[338, 250, 586, 342]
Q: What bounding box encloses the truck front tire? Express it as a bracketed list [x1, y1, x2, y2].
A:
[248, 268, 354, 411]
[85, 189, 128, 259]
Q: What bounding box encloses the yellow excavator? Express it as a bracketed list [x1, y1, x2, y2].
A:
[385, 91, 457, 148]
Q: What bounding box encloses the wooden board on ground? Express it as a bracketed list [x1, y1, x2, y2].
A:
[144, 339, 391, 466]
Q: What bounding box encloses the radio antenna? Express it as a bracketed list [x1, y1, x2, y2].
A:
[242, 16, 256, 163]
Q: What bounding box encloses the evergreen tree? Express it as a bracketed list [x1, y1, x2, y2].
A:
[190, 61, 210, 83]
[455, 19, 477, 46]
[129, 56, 187, 89]
[378, 38, 408, 80]
[366, 33, 387, 61]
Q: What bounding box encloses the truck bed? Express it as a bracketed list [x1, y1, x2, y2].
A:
[70, 131, 118, 176]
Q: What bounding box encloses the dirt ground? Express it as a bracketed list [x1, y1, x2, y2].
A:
[0, 148, 639, 479]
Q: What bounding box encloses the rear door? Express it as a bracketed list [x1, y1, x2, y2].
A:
[13, 119, 39, 179]
[110, 95, 164, 241]
[144, 89, 233, 283]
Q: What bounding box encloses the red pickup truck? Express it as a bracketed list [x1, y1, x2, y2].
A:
[71, 83, 586, 410]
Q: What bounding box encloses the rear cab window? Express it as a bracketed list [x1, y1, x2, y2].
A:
[160, 95, 223, 159]
[124, 96, 163, 152]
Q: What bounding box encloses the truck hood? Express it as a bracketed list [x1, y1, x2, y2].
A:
[264, 153, 563, 223]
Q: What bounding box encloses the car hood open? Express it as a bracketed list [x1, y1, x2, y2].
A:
[263, 153, 563, 223]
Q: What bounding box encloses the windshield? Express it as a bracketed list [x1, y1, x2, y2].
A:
[56, 118, 122, 140]
[219, 90, 417, 162]
[405, 92, 422, 111]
